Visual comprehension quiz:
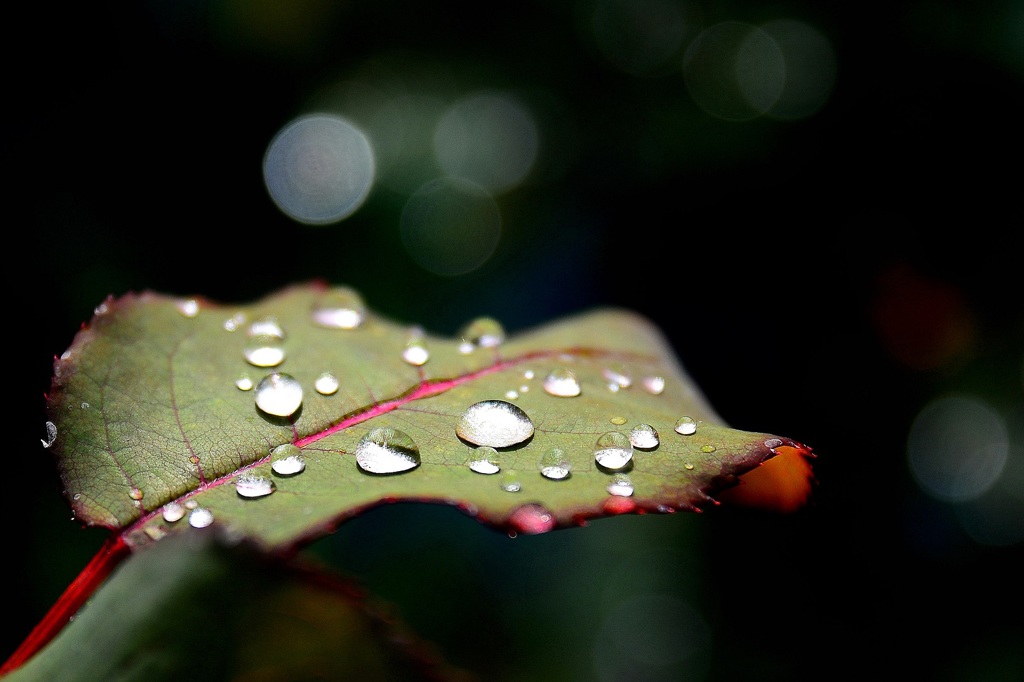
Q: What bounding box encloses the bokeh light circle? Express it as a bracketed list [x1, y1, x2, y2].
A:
[263, 113, 375, 225]
[399, 177, 501, 276]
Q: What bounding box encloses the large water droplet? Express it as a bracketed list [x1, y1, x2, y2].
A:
[41, 421, 57, 448]
[243, 334, 286, 367]
[456, 399, 535, 448]
[508, 503, 556, 535]
[235, 474, 276, 498]
[539, 447, 571, 480]
[543, 368, 582, 397]
[189, 508, 214, 528]
[314, 371, 339, 395]
[674, 416, 697, 435]
[271, 443, 306, 475]
[255, 372, 304, 417]
[356, 427, 421, 474]
[594, 431, 634, 470]
[311, 287, 367, 329]
[459, 316, 506, 349]
[629, 423, 660, 449]
[607, 473, 635, 497]
[162, 502, 185, 523]
[468, 446, 501, 474]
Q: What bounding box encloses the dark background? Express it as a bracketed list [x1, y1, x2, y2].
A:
[7, 1, 1023, 680]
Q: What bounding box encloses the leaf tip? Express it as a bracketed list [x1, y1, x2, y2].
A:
[716, 442, 817, 513]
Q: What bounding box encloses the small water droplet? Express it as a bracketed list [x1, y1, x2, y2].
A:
[243, 334, 286, 367]
[188, 508, 214, 528]
[144, 526, 166, 541]
[499, 471, 522, 492]
[459, 316, 505, 349]
[356, 427, 421, 474]
[457, 399, 535, 448]
[255, 372, 304, 417]
[162, 502, 185, 522]
[41, 421, 57, 448]
[607, 473, 635, 497]
[642, 376, 665, 395]
[94, 302, 109, 315]
[700, 444, 716, 453]
[594, 431, 633, 470]
[311, 287, 367, 329]
[684, 463, 695, 470]
[629, 423, 660, 449]
[458, 340, 475, 354]
[271, 443, 306, 475]
[177, 299, 199, 317]
[235, 474, 276, 498]
[539, 447, 571, 480]
[523, 370, 534, 380]
[609, 416, 627, 425]
[128, 487, 143, 501]
[468, 446, 501, 474]
[504, 390, 519, 400]
[235, 374, 254, 391]
[543, 368, 581, 397]
[402, 338, 430, 366]
[606, 382, 621, 393]
[223, 312, 246, 332]
[73, 493, 81, 500]
[519, 385, 529, 393]
[314, 371, 339, 395]
[185, 499, 198, 509]
[674, 416, 697, 435]
[248, 316, 285, 339]
[80, 402, 90, 409]
[602, 366, 632, 389]
[764, 438, 784, 450]
[508, 503, 555, 534]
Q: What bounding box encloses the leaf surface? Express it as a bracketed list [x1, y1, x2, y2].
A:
[45, 281, 812, 551]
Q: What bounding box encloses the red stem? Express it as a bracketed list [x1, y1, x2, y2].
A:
[1, 533, 129, 675]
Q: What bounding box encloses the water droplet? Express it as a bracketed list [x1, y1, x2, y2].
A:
[235, 374, 254, 391]
[255, 372, 304, 417]
[314, 371, 339, 395]
[459, 316, 505, 349]
[185, 500, 198, 509]
[41, 421, 57, 448]
[188, 508, 214, 528]
[311, 287, 367, 329]
[235, 474, 276, 498]
[606, 382, 621, 393]
[508, 503, 555, 534]
[609, 416, 627, 426]
[594, 431, 634, 470]
[684, 463, 695, 470]
[499, 471, 522, 492]
[642, 376, 665, 395]
[271, 443, 306, 475]
[248, 316, 285, 339]
[543, 368, 581, 397]
[468, 446, 501, 474]
[94, 302, 109, 315]
[456, 399, 535, 448]
[144, 526, 166, 541]
[243, 334, 286, 367]
[128, 487, 143, 501]
[700, 444, 717, 453]
[602, 366, 632, 389]
[177, 299, 199, 317]
[674, 416, 697, 435]
[539, 447, 571, 480]
[523, 369, 535, 379]
[162, 502, 185, 522]
[607, 473, 635, 497]
[81, 402, 90, 410]
[504, 390, 519, 400]
[458, 340, 475, 355]
[402, 338, 430, 366]
[223, 312, 246, 332]
[764, 438, 784, 450]
[356, 427, 421, 474]
[629, 423, 660, 449]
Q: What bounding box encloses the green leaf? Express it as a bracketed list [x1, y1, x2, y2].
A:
[45, 281, 810, 552]
[6, 529, 473, 682]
